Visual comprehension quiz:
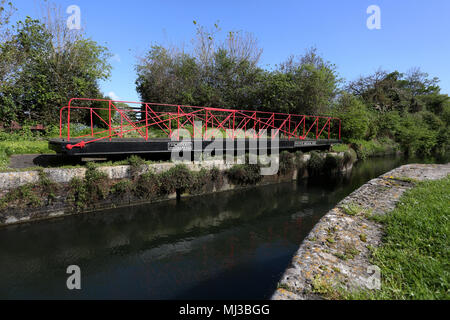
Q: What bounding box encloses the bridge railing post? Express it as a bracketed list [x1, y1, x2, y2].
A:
[145, 104, 149, 141]
[108, 100, 112, 141]
[90, 108, 94, 137]
[316, 117, 319, 139]
[328, 118, 331, 140]
[67, 103, 71, 142]
[178, 106, 180, 141]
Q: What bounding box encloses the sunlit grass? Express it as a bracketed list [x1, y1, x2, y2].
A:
[345, 176, 450, 300]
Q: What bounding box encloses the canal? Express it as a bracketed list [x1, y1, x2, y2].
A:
[0, 155, 446, 299]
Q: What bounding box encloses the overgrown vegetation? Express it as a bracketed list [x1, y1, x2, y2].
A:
[307, 151, 325, 176]
[0, 150, 357, 214]
[0, 3, 111, 125]
[0, 169, 58, 210]
[226, 162, 262, 186]
[279, 151, 295, 175]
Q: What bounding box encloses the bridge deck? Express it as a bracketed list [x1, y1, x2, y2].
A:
[49, 138, 342, 156]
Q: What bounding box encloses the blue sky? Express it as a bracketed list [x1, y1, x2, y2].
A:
[11, 0, 450, 102]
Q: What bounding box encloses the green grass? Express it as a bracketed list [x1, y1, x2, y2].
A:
[0, 140, 55, 170]
[346, 176, 450, 300]
[349, 138, 399, 159]
[331, 144, 350, 153]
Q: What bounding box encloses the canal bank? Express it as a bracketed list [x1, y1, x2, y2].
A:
[272, 162, 450, 300]
[0, 155, 445, 299]
[0, 150, 356, 227]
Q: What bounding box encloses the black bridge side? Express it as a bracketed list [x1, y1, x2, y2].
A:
[49, 138, 342, 156]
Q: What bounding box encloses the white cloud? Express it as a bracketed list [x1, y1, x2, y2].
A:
[107, 91, 121, 101]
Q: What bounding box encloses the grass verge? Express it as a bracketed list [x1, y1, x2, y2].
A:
[346, 176, 450, 300]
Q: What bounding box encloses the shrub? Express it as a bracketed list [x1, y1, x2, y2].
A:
[323, 154, 341, 173]
[0, 184, 42, 210]
[279, 151, 295, 175]
[135, 171, 161, 199]
[84, 163, 110, 201]
[111, 180, 133, 197]
[189, 169, 212, 194]
[334, 94, 370, 141]
[167, 164, 193, 194]
[37, 170, 58, 204]
[127, 155, 146, 180]
[307, 151, 325, 176]
[226, 163, 262, 185]
[67, 177, 87, 210]
[294, 151, 306, 178]
[343, 148, 357, 166]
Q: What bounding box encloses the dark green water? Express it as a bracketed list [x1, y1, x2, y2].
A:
[0, 155, 446, 299]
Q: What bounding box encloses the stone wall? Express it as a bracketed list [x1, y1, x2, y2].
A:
[272, 163, 450, 300]
[0, 152, 355, 227]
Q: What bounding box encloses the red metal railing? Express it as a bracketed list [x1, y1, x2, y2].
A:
[59, 98, 341, 149]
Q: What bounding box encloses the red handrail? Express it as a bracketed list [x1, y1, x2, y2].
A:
[59, 98, 341, 149]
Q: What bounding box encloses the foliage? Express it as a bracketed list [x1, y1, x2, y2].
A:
[165, 164, 194, 194]
[111, 180, 133, 197]
[307, 151, 325, 176]
[344, 68, 449, 157]
[189, 168, 213, 194]
[226, 162, 262, 185]
[84, 162, 110, 201]
[136, 25, 339, 116]
[343, 148, 357, 166]
[67, 177, 86, 210]
[349, 138, 398, 160]
[331, 144, 350, 153]
[279, 151, 295, 175]
[323, 153, 342, 173]
[134, 171, 161, 199]
[0, 12, 111, 124]
[0, 183, 42, 210]
[68, 163, 110, 209]
[127, 155, 146, 180]
[333, 94, 370, 141]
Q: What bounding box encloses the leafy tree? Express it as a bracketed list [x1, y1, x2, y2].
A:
[0, 7, 112, 125]
[333, 93, 370, 141]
